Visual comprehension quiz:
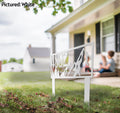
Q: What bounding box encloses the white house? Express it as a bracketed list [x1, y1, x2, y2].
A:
[46, 0, 120, 103]
[23, 45, 50, 72]
[2, 62, 23, 72]
[46, 0, 120, 75]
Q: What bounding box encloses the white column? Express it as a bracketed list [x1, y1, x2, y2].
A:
[51, 34, 56, 54]
[51, 34, 56, 96]
[84, 77, 91, 103]
[52, 77, 55, 96]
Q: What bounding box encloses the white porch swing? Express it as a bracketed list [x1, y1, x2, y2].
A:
[50, 42, 94, 103]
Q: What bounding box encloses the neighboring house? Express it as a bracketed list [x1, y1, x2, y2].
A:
[23, 45, 50, 72]
[46, 0, 120, 69]
[2, 62, 23, 72]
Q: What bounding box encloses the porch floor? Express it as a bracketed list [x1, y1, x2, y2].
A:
[75, 77, 120, 88]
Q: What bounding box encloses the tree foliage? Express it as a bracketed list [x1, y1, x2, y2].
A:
[2, 60, 7, 64]
[0, 0, 73, 15]
[2, 58, 23, 64]
[16, 59, 23, 64]
[8, 58, 17, 63]
[31, 0, 73, 15]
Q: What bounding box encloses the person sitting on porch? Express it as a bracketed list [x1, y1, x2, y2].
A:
[100, 55, 107, 66]
[94, 51, 115, 78]
[82, 56, 91, 72]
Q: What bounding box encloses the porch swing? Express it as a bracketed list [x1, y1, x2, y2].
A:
[50, 42, 94, 103]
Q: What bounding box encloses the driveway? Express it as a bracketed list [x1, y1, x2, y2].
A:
[75, 77, 120, 88]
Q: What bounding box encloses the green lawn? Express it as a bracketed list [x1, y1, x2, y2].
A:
[0, 72, 120, 113]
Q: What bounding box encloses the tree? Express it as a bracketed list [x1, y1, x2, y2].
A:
[16, 59, 23, 64]
[2, 59, 7, 64]
[0, 0, 73, 15]
[8, 58, 17, 63]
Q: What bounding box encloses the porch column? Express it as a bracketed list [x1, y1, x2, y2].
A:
[51, 34, 56, 96]
[51, 34, 56, 54]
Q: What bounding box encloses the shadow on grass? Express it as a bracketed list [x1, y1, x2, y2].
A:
[10, 72, 51, 82]
[55, 85, 120, 112]
[56, 86, 112, 101]
[54, 81, 119, 102]
[0, 72, 51, 83]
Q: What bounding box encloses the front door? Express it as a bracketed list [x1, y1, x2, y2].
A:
[74, 33, 85, 63]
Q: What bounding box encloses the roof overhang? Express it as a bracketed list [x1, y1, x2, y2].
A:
[46, 0, 119, 34]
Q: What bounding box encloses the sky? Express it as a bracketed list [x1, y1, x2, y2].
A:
[0, 0, 71, 60]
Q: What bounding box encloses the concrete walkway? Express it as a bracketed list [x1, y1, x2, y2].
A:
[75, 77, 120, 88]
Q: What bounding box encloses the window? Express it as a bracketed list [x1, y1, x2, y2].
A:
[102, 18, 115, 52]
[80, 0, 88, 6]
[33, 58, 35, 64]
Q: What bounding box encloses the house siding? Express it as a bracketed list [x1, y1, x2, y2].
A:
[69, 24, 101, 68]
[69, 19, 120, 69]
[73, 0, 80, 9]
[47, 0, 120, 70]
[23, 49, 50, 72]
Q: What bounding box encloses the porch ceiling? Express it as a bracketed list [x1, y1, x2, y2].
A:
[46, 0, 120, 34]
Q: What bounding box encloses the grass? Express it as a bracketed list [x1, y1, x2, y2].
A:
[0, 72, 120, 113]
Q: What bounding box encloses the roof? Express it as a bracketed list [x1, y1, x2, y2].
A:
[27, 47, 50, 58]
[45, 0, 94, 33]
[45, 0, 115, 33]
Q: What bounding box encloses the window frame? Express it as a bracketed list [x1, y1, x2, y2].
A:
[100, 16, 115, 53]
